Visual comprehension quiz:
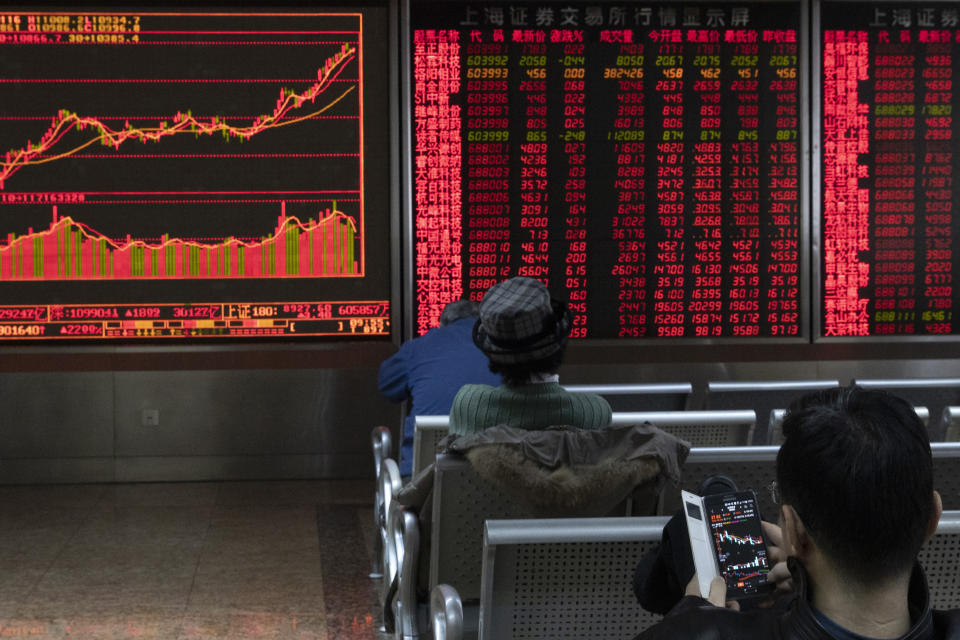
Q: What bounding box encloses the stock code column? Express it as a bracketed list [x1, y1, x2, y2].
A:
[411, 2, 804, 338]
[821, 2, 960, 337]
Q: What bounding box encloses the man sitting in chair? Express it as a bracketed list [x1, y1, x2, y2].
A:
[378, 299, 500, 476]
[449, 276, 611, 436]
[636, 386, 959, 640]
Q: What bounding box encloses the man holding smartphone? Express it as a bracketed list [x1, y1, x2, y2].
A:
[636, 386, 959, 639]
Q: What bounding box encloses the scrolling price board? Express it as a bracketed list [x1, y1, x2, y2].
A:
[820, 2, 960, 337]
[412, 1, 805, 339]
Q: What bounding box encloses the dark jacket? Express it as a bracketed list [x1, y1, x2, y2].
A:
[635, 558, 960, 640]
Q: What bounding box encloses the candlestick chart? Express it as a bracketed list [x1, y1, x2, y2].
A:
[0, 10, 391, 340]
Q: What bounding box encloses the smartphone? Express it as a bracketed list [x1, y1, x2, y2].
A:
[683, 489, 775, 600]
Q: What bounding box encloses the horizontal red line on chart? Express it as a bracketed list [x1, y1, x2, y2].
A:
[0, 78, 356, 83]
[44, 153, 361, 159]
[8, 31, 359, 35]
[59, 41, 359, 46]
[0, 115, 358, 120]
[24, 190, 361, 195]
[57, 199, 362, 205]
[0, 12, 361, 17]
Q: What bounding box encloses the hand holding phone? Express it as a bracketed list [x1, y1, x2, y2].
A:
[682, 489, 776, 601]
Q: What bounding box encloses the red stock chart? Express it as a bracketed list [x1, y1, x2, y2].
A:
[0, 10, 390, 340]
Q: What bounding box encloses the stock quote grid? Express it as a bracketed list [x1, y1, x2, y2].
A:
[0, 10, 390, 340]
[821, 1, 960, 337]
[412, 0, 960, 340]
[412, 1, 805, 339]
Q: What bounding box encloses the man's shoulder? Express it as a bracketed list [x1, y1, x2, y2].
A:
[932, 608, 960, 638]
[563, 387, 613, 416]
[455, 383, 500, 399]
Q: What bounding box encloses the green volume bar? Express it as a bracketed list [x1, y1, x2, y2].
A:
[238, 245, 245, 276]
[190, 246, 200, 276]
[74, 229, 81, 276]
[287, 226, 299, 275]
[33, 236, 42, 278]
[165, 239, 175, 276]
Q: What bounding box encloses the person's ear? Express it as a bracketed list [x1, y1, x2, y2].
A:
[780, 504, 809, 559]
[925, 491, 943, 542]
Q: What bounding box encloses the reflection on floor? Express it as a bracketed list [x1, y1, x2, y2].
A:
[0, 480, 389, 639]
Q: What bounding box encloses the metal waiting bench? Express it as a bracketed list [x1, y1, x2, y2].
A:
[431, 511, 960, 640]
[389, 454, 565, 638]
[390, 450, 666, 639]
[563, 382, 693, 412]
[943, 407, 960, 442]
[414, 410, 756, 478]
[476, 516, 669, 640]
[664, 445, 781, 519]
[663, 442, 960, 519]
[768, 406, 931, 446]
[705, 380, 841, 445]
[854, 379, 960, 441]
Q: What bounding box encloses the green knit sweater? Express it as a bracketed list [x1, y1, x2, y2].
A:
[449, 382, 613, 436]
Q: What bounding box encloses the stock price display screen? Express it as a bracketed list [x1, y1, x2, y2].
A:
[412, 1, 804, 339]
[821, 2, 960, 337]
[0, 9, 391, 341]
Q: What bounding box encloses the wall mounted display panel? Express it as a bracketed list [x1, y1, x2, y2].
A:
[409, 0, 808, 340]
[818, 1, 960, 338]
[0, 7, 391, 341]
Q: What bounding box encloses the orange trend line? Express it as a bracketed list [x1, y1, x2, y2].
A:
[0, 42, 356, 189]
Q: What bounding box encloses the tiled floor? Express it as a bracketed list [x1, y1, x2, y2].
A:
[0, 480, 389, 639]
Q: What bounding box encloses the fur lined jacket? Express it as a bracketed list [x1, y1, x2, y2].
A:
[397, 422, 689, 520]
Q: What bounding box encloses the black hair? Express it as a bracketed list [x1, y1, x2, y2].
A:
[777, 386, 934, 584]
[489, 346, 566, 386]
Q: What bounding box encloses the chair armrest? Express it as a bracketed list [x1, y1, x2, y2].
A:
[381, 458, 403, 586]
[431, 584, 463, 640]
[391, 505, 421, 639]
[371, 427, 393, 578]
[372, 425, 393, 478]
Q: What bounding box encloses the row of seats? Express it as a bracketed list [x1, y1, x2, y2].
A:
[373, 436, 960, 638]
[410, 405, 938, 478]
[566, 378, 960, 443]
[372, 378, 960, 638]
[431, 511, 960, 640]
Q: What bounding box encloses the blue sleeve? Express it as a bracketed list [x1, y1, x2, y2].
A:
[378, 342, 413, 402]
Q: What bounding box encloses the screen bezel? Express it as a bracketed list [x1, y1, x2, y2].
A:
[813, 0, 960, 343]
[0, 0, 399, 346]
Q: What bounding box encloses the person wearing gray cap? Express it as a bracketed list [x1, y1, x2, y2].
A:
[449, 277, 612, 436]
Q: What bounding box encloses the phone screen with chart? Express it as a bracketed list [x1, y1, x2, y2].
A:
[703, 491, 774, 597]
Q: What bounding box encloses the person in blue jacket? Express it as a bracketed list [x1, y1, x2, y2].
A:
[378, 299, 500, 476]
